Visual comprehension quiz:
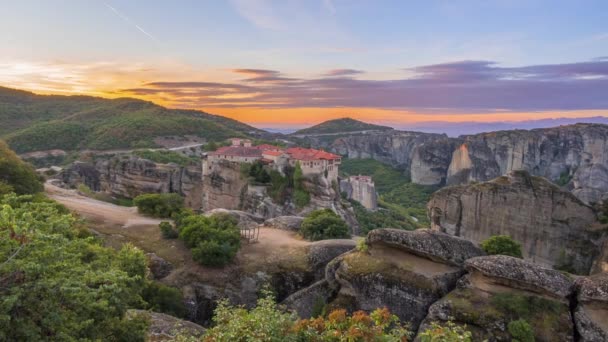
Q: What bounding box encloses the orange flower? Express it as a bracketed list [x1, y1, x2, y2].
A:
[328, 309, 347, 323]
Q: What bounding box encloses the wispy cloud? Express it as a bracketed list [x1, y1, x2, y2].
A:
[323, 69, 363, 77]
[103, 2, 160, 43]
[229, 0, 284, 30]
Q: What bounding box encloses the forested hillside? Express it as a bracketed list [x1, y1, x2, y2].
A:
[293, 117, 393, 135]
[0, 87, 262, 153]
[0, 140, 43, 194]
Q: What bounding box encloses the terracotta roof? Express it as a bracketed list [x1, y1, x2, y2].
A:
[263, 150, 284, 157]
[285, 147, 341, 161]
[254, 144, 284, 151]
[210, 146, 263, 157]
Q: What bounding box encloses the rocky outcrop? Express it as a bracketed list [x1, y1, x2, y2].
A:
[263, 216, 304, 231]
[308, 239, 356, 280]
[146, 253, 174, 280]
[419, 255, 575, 341]
[61, 155, 203, 209]
[323, 229, 484, 331]
[126, 309, 205, 341]
[204, 208, 264, 229]
[574, 273, 608, 341]
[282, 280, 336, 318]
[325, 124, 608, 203]
[427, 170, 603, 274]
[201, 159, 248, 212]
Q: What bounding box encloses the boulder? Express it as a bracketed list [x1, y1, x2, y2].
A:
[308, 239, 356, 280]
[126, 309, 205, 341]
[324, 229, 481, 330]
[428, 170, 601, 274]
[264, 216, 304, 231]
[204, 208, 264, 229]
[419, 255, 575, 341]
[574, 273, 608, 341]
[366, 228, 485, 266]
[146, 253, 174, 279]
[282, 280, 336, 318]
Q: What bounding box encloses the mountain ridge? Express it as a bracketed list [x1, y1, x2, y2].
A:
[292, 117, 393, 135]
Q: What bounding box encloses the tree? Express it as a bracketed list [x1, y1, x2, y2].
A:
[0, 193, 148, 341]
[159, 221, 178, 239]
[293, 162, 310, 208]
[0, 140, 43, 195]
[133, 193, 184, 218]
[418, 320, 473, 342]
[300, 209, 350, 241]
[179, 213, 241, 266]
[508, 319, 535, 342]
[480, 235, 523, 258]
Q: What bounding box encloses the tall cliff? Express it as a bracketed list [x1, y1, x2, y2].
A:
[61, 156, 203, 209]
[326, 124, 608, 204]
[427, 170, 604, 274]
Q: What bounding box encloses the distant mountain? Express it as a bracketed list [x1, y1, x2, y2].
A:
[397, 116, 608, 137]
[292, 118, 393, 135]
[0, 87, 263, 153]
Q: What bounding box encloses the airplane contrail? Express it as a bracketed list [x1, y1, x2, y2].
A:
[103, 2, 160, 43]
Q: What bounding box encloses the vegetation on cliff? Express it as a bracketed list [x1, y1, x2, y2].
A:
[0, 86, 259, 153]
[133, 149, 198, 166]
[293, 118, 393, 135]
[480, 235, 523, 258]
[340, 158, 436, 231]
[0, 140, 43, 195]
[301, 209, 350, 241]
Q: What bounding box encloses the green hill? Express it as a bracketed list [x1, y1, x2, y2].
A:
[293, 117, 393, 135]
[0, 87, 263, 153]
[0, 140, 43, 194]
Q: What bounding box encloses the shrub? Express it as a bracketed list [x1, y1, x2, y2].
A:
[301, 209, 350, 241]
[418, 320, 473, 342]
[179, 213, 241, 267]
[480, 235, 523, 258]
[508, 319, 535, 342]
[0, 140, 43, 194]
[133, 193, 184, 218]
[141, 281, 186, 318]
[293, 162, 310, 208]
[159, 221, 178, 239]
[356, 238, 369, 253]
[199, 290, 411, 341]
[133, 149, 197, 166]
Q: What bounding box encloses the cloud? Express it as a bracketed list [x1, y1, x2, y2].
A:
[229, 0, 284, 30]
[231, 68, 280, 76]
[323, 69, 363, 77]
[103, 2, 159, 43]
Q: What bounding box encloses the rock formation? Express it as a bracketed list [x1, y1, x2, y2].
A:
[427, 170, 603, 274]
[325, 124, 608, 203]
[126, 310, 205, 341]
[340, 175, 378, 210]
[61, 156, 203, 209]
[420, 255, 575, 341]
[322, 229, 484, 331]
[574, 273, 608, 341]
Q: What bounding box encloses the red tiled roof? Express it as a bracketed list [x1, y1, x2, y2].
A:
[210, 146, 263, 157]
[263, 150, 284, 157]
[285, 147, 341, 161]
[254, 144, 284, 151]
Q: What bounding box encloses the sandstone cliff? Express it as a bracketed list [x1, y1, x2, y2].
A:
[326, 124, 608, 204]
[61, 156, 203, 208]
[427, 170, 603, 274]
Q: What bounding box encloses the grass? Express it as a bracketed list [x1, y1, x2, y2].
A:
[133, 149, 198, 166]
[340, 158, 437, 231]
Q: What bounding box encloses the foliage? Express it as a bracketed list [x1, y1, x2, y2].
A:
[340, 158, 435, 228]
[356, 238, 369, 253]
[490, 293, 563, 320]
[293, 162, 310, 208]
[293, 117, 393, 135]
[0, 193, 148, 341]
[133, 149, 197, 166]
[141, 281, 186, 318]
[555, 170, 572, 187]
[199, 290, 410, 342]
[133, 193, 184, 218]
[301, 209, 350, 241]
[159, 221, 178, 239]
[247, 160, 271, 184]
[0, 87, 258, 153]
[418, 320, 472, 342]
[508, 319, 535, 342]
[268, 169, 291, 203]
[480, 235, 523, 258]
[0, 140, 43, 195]
[178, 213, 241, 266]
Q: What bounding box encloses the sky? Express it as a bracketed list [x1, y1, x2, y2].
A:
[1, 0, 608, 129]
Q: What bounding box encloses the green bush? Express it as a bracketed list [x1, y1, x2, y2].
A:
[480, 235, 523, 258]
[508, 319, 535, 342]
[293, 162, 310, 208]
[301, 209, 350, 241]
[133, 149, 197, 166]
[0, 140, 43, 195]
[179, 213, 241, 267]
[141, 281, 186, 318]
[159, 221, 178, 239]
[133, 193, 184, 218]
